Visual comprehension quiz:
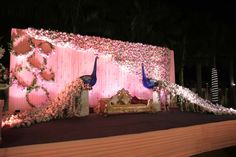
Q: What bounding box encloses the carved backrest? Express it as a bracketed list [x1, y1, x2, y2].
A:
[109, 88, 132, 105]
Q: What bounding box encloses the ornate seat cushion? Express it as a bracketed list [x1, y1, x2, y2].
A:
[131, 96, 148, 104]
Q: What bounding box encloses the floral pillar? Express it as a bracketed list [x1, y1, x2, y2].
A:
[74, 90, 89, 117]
[152, 91, 160, 111]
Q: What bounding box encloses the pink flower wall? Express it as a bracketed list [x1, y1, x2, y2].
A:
[9, 28, 175, 111]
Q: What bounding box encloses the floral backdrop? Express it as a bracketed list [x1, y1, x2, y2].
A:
[8, 28, 175, 111]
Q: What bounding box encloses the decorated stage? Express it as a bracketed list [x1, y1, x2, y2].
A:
[1, 28, 236, 156]
[1, 109, 236, 157]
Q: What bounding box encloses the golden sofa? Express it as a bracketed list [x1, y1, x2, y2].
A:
[95, 88, 157, 116]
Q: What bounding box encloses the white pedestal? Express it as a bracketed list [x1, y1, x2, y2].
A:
[74, 90, 89, 117]
[152, 91, 161, 112]
[79, 90, 89, 117]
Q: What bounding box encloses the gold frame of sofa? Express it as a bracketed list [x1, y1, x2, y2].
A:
[95, 98, 155, 116]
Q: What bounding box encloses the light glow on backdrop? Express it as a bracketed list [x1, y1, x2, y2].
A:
[9, 28, 175, 111]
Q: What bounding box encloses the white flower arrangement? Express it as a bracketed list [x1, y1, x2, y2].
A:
[155, 80, 236, 116]
[2, 77, 90, 128]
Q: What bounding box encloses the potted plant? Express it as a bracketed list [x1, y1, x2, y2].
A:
[0, 45, 9, 112]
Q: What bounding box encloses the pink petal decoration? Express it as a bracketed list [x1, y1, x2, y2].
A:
[31, 38, 45, 47]
[38, 41, 54, 56]
[27, 52, 46, 70]
[11, 29, 27, 40]
[26, 87, 49, 108]
[12, 36, 33, 56]
[14, 67, 36, 88]
[40, 68, 55, 81]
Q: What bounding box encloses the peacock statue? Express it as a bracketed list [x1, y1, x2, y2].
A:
[141, 63, 159, 89]
[80, 56, 98, 87]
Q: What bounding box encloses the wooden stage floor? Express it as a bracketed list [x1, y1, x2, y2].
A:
[1, 109, 236, 157]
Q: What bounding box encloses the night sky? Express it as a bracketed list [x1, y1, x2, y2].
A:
[1, 0, 236, 87]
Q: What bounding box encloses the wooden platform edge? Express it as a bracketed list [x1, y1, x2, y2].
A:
[1, 119, 236, 157]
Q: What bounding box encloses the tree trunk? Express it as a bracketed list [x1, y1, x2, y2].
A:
[179, 67, 184, 86]
[196, 63, 202, 97]
[229, 58, 235, 107]
[205, 83, 209, 100]
[179, 36, 186, 86]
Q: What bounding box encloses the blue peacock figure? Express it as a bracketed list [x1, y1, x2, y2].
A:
[80, 56, 98, 88]
[141, 63, 159, 89]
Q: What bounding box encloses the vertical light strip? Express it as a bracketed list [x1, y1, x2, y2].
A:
[211, 67, 218, 104]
